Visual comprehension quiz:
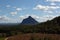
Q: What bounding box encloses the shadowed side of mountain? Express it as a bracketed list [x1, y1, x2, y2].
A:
[20, 16, 38, 25]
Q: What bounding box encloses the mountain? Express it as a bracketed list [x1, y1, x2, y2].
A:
[20, 16, 38, 25]
[51, 16, 60, 26]
[39, 16, 60, 27]
[36, 16, 60, 34]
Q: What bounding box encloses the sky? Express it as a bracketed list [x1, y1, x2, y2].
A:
[0, 0, 60, 23]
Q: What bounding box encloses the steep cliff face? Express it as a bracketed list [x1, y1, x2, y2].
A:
[21, 16, 38, 25]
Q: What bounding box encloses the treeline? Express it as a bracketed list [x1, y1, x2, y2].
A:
[0, 16, 60, 37]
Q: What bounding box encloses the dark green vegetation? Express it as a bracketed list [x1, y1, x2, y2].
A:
[0, 16, 60, 37]
[0, 37, 5, 40]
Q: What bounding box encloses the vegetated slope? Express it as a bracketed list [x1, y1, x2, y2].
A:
[35, 16, 60, 34]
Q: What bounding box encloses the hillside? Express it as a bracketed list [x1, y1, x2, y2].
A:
[35, 16, 60, 34]
[0, 16, 60, 37]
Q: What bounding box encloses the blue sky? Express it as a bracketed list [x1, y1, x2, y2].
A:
[0, 0, 60, 23]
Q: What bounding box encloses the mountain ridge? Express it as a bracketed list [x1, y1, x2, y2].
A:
[20, 16, 38, 25]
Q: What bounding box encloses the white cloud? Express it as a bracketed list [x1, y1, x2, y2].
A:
[39, 15, 59, 22]
[19, 14, 59, 22]
[0, 15, 58, 23]
[30, 15, 40, 19]
[10, 11, 17, 16]
[19, 16, 26, 19]
[50, 3, 56, 5]
[25, 14, 40, 19]
[0, 15, 13, 23]
[0, 16, 9, 21]
[19, 14, 40, 22]
[0, 15, 19, 23]
[46, 0, 60, 2]
[44, 10, 53, 14]
[33, 4, 60, 11]
[16, 8, 22, 11]
[6, 5, 11, 8]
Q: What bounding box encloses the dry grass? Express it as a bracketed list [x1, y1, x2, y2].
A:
[7, 33, 60, 40]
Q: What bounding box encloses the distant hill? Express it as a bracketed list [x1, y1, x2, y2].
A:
[20, 16, 38, 25]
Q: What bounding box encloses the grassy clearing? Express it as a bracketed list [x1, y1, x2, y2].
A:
[6, 33, 60, 40]
[0, 37, 5, 40]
